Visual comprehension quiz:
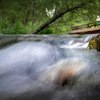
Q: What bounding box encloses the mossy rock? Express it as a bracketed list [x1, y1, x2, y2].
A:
[88, 35, 100, 51]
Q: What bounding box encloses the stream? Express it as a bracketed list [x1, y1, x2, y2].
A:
[0, 34, 100, 100]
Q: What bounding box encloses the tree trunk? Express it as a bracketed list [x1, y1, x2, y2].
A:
[23, 7, 30, 26]
[32, 3, 90, 34]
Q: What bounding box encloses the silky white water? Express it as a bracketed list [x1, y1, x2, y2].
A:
[0, 34, 100, 100]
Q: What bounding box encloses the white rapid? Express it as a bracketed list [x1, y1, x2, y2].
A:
[0, 34, 100, 100]
[44, 34, 97, 49]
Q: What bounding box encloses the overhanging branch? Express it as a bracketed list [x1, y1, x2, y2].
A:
[32, 2, 91, 34]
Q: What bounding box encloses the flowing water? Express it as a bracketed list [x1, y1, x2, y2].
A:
[0, 34, 100, 100]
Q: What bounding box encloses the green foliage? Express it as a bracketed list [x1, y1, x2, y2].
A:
[40, 28, 53, 34]
[0, 0, 100, 34]
[13, 23, 27, 34]
[0, 21, 26, 34]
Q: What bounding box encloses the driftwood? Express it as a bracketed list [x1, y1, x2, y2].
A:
[32, 3, 91, 34]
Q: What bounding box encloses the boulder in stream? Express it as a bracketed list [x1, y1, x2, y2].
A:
[88, 34, 100, 51]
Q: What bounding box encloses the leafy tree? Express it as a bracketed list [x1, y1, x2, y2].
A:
[0, 0, 100, 34]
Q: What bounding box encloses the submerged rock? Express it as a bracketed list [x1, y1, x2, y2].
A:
[88, 35, 100, 51]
